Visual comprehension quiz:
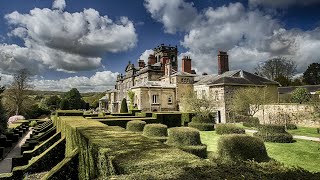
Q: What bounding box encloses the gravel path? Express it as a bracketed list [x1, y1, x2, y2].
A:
[245, 129, 320, 142]
[0, 129, 32, 174]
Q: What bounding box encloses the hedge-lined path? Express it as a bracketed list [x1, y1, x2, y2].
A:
[0, 128, 32, 173]
[245, 129, 320, 142]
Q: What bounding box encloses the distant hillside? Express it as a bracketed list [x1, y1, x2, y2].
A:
[26, 90, 105, 97]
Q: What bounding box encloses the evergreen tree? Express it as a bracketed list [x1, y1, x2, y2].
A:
[291, 87, 311, 104]
[0, 77, 7, 135]
[303, 63, 320, 85]
[59, 98, 70, 110]
[120, 98, 128, 113]
[63, 88, 83, 110]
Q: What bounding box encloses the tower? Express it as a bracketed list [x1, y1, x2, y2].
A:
[153, 44, 178, 72]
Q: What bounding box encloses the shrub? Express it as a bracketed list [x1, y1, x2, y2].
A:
[126, 120, 146, 132]
[152, 113, 181, 127]
[215, 124, 245, 135]
[188, 114, 214, 131]
[29, 120, 38, 127]
[166, 127, 207, 158]
[218, 134, 270, 162]
[243, 117, 260, 127]
[120, 98, 128, 113]
[143, 124, 168, 142]
[181, 112, 196, 126]
[285, 124, 297, 130]
[0, 100, 8, 135]
[254, 124, 294, 143]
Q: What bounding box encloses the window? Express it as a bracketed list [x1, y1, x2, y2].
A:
[152, 95, 159, 104]
[168, 96, 172, 104]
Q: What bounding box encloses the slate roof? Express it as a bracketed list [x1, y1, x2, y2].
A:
[131, 81, 176, 89]
[172, 71, 198, 77]
[194, 70, 279, 86]
[278, 85, 320, 94]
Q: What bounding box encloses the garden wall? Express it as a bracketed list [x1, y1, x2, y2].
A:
[254, 104, 320, 127]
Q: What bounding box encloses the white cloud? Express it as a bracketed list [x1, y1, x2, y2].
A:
[249, 0, 320, 8]
[144, 0, 199, 34]
[1, 2, 137, 73]
[33, 71, 119, 92]
[0, 71, 118, 92]
[145, 0, 320, 74]
[138, 49, 154, 63]
[52, 0, 66, 10]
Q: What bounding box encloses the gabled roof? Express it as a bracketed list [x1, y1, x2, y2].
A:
[131, 81, 176, 89]
[172, 71, 198, 77]
[278, 85, 320, 94]
[194, 70, 279, 86]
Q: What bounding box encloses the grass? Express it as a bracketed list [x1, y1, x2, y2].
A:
[200, 131, 320, 172]
[288, 126, 320, 138]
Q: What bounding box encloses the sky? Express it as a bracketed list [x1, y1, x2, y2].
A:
[0, 0, 320, 92]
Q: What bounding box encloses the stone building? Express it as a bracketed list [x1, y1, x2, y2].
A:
[104, 44, 196, 112]
[193, 51, 279, 123]
[103, 45, 278, 124]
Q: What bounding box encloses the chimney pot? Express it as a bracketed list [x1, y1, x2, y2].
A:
[218, 51, 229, 75]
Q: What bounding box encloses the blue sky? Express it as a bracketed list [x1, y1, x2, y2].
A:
[0, 0, 320, 92]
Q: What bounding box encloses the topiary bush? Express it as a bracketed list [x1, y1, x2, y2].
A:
[29, 120, 38, 127]
[188, 114, 214, 131]
[243, 117, 260, 127]
[166, 127, 207, 158]
[120, 98, 128, 113]
[215, 124, 245, 135]
[218, 134, 270, 162]
[285, 124, 297, 130]
[253, 124, 294, 143]
[143, 123, 168, 142]
[126, 120, 146, 132]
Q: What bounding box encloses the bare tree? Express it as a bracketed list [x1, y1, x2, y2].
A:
[3, 69, 33, 115]
[255, 57, 297, 80]
[231, 87, 275, 117]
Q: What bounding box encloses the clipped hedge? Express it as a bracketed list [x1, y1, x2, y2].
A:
[215, 124, 245, 135]
[111, 113, 132, 116]
[130, 109, 142, 116]
[56, 110, 84, 116]
[181, 112, 196, 126]
[242, 117, 260, 127]
[218, 134, 270, 162]
[254, 124, 294, 143]
[188, 115, 215, 131]
[286, 124, 297, 130]
[143, 124, 168, 142]
[136, 112, 153, 117]
[152, 113, 181, 127]
[126, 120, 146, 132]
[166, 127, 207, 158]
[97, 117, 159, 128]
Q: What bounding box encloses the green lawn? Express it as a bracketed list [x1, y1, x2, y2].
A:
[288, 126, 320, 138]
[200, 131, 320, 172]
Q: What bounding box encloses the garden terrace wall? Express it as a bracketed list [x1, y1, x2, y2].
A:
[53, 112, 209, 179]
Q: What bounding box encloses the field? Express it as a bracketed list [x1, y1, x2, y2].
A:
[200, 131, 320, 172]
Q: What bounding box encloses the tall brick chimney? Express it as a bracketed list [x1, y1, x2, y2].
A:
[138, 59, 145, 68]
[218, 51, 229, 75]
[182, 56, 192, 73]
[147, 54, 156, 65]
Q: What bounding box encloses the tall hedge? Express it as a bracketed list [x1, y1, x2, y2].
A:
[0, 97, 8, 135]
[120, 98, 128, 113]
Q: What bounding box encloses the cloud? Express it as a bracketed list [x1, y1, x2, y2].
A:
[145, 0, 320, 74]
[52, 0, 66, 10]
[1, 2, 137, 73]
[249, 0, 320, 8]
[138, 49, 154, 63]
[144, 0, 199, 34]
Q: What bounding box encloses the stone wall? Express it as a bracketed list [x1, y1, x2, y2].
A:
[254, 104, 320, 127]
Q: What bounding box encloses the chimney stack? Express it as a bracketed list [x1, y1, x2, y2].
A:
[182, 56, 192, 73]
[218, 51, 229, 75]
[138, 59, 145, 68]
[147, 54, 156, 65]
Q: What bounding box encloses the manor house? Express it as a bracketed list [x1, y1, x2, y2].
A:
[102, 44, 279, 123]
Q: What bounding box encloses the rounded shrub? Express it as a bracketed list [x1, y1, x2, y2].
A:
[218, 134, 270, 162]
[28, 120, 38, 127]
[188, 115, 214, 131]
[126, 120, 146, 132]
[166, 127, 207, 158]
[215, 124, 245, 135]
[243, 117, 260, 127]
[143, 123, 168, 142]
[253, 124, 294, 143]
[285, 124, 297, 130]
